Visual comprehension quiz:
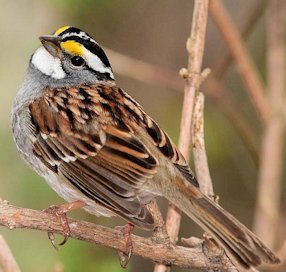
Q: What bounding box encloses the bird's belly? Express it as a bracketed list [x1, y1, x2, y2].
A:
[41, 169, 115, 218]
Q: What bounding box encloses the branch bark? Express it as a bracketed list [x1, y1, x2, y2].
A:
[253, 0, 285, 248]
[167, 0, 209, 246]
[192, 93, 214, 196]
[0, 201, 237, 271]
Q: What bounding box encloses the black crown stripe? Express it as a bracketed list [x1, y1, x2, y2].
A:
[57, 27, 82, 36]
[61, 35, 111, 68]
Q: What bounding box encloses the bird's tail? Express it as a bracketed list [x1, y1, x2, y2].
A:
[164, 178, 280, 269]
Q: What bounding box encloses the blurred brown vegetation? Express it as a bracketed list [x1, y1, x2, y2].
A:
[0, 0, 285, 271]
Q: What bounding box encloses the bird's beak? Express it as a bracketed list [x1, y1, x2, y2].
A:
[39, 35, 63, 59]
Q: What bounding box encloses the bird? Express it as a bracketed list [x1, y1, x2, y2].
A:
[11, 26, 280, 269]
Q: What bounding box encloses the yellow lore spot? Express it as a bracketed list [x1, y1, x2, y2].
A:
[60, 41, 84, 56]
[54, 26, 70, 36]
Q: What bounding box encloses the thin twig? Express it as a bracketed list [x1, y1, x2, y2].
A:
[54, 263, 64, 272]
[253, 0, 285, 248]
[204, 1, 266, 165]
[210, 0, 269, 124]
[0, 201, 238, 272]
[101, 3, 265, 163]
[169, 0, 209, 241]
[199, 1, 267, 166]
[155, 1, 210, 272]
[213, 0, 267, 79]
[192, 93, 214, 196]
[0, 235, 21, 272]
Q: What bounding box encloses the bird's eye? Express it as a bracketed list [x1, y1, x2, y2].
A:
[70, 56, 85, 67]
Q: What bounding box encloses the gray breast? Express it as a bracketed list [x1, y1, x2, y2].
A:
[11, 105, 41, 173]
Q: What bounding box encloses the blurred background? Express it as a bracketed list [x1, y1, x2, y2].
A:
[0, 0, 285, 271]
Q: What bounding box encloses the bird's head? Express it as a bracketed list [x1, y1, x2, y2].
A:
[31, 26, 114, 84]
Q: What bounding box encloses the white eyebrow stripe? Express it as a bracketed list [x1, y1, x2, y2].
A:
[62, 31, 95, 43]
[84, 48, 114, 79]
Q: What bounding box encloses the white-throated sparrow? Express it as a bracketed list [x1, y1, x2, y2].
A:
[11, 26, 280, 269]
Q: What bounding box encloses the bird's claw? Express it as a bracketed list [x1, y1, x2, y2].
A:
[116, 223, 134, 268]
[44, 200, 86, 249]
[44, 205, 71, 249]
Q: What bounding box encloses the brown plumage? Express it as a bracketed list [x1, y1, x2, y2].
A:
[28, 83, 280, 269]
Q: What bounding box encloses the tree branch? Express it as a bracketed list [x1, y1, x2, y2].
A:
[0, 234, 20, 272]
[192, 93, 214, 196]
[167, 0, 209, 244]
[253, 0, 285, 248]
[213, 0, 267, 79]
[155, 1, 210, 271]
[105, 28, 260, 165]
[210, 0, 269, 124]
[200, 0, 267, 166]
[0, 201, 237, 271]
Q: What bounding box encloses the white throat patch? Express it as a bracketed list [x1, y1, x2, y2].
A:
[31, 47, 66, 79]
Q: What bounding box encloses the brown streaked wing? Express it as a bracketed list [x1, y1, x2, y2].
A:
[58, 124, 157, 227]
[59, 155, 155, 230]
[56, 125, 158, 229]
[115, 86, 199, 187]
[141, 113, 199, 187]
[29, 85, 158, 229]
[29, 97, 103, 166]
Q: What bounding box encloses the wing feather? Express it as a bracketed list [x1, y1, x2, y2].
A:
[142, 115, 199, 187]
[29, 83, 199, 228]
[28, 85, 157, 229]
[115, 87, 200, 187]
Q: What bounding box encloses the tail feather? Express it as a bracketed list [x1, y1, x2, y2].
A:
[168, 180, 280, 268]
[191, 196, 262, 267]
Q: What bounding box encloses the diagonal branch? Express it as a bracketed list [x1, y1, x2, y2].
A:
[210, 0, 269, 124]
[0, 201, 237, 271]
[213, 0, 267, 79]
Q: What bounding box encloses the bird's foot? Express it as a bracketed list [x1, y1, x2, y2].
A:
[116, 223, 134, 268]
[44, 200, 86, 249]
